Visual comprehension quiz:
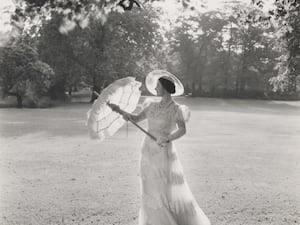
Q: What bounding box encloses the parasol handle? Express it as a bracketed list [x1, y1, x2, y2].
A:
[127, 118, 157, 142]
[92, 90, 157, 142]
[106, 102, 157, 142]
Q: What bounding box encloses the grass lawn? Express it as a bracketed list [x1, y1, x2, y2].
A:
[0, 97, 299, 225]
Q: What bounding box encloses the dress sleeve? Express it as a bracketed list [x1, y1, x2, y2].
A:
[175, 104, 191, 123]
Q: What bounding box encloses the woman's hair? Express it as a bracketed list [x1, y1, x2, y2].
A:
[158, 77, 176, 94]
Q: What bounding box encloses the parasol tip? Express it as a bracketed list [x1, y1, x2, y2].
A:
[93, 91, 100, 97]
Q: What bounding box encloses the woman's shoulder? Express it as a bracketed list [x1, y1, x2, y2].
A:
[140, 97, 159, 113]
[142, 97, 159, 107]
[172, 100, 185, 110]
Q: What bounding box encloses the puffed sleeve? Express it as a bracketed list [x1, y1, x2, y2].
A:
[175, 104, 191, 123]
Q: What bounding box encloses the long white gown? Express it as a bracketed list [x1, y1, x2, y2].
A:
[138, 99, 211, 225]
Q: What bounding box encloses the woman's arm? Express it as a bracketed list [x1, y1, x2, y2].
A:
[167, 120, 186, 142]
[124, 111, 146, 123]
[157, 120, 186, 146]
[109, 103, 147, 123]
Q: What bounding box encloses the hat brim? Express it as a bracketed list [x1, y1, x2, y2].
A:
[145, 70, 184, 96]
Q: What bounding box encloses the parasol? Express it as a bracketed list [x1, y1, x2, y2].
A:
[86, 76, 157, 142]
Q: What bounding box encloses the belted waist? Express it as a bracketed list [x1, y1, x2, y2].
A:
[148, 129, 170, 137]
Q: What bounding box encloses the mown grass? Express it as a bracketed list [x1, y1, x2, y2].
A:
[0, 97, 299, 225]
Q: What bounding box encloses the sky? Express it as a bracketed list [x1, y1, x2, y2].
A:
[0, 0, 14, 32]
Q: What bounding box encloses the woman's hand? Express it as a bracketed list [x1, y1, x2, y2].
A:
[108, 102, 131, 121]
[156, 136, 170, 147]
[108, 102, 121, 113]
[122, 112, 131, 121]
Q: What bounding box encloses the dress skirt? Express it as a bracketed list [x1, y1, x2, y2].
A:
[138, 136, 211, 225]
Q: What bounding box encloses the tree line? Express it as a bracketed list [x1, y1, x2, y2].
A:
[0, 0, 299, 107]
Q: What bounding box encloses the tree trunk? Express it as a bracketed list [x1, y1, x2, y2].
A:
[235, 76, 240, 97]
[49, 80, 67, 100]
[240, 77, 246, 97]
[68, 86, 72, 96]
[223, 24, 232, 96]
[90, 85, 100, 103]
[288, 73, 297, 95]
[16, 95, 23, 108]
[88, 25, 107, 103]
[223, 77, 228, 96]
[90, 73, 103, 103]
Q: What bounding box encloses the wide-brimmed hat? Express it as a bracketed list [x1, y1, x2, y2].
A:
[145, 70, 184, 96]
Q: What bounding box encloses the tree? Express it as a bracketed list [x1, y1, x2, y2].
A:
[80, 8, 163, 101]
[37, 6, 162, 101]
[0, 42, 54, 107]
[228, 4, 276, 97]
[37, 14, 86, 100]
[168, 2, 279, 98]
[270, 0, 300, 96]
[252, 0, 300, 97]
[169, 11, 228, 96]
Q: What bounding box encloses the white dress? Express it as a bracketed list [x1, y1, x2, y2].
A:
[138, 99, 211, 225]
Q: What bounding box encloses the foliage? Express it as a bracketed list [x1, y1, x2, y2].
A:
[170, 11, 227, 95]
[252, 0, 300, 96]
[37, 14, 85, 99]
[10, 0, 197, 37]
[36, 6, 162, 101]
[167, 3, 279, 98]
[0, 42, 55, 107]
[2, 0, 299, 104]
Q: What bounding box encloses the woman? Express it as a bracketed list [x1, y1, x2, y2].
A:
[119, 74, 210, 225]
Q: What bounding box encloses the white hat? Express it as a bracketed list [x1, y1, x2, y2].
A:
[145, 70, 184, 96]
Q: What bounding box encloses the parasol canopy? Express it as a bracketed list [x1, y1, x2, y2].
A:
[86, 76, 141, 140]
